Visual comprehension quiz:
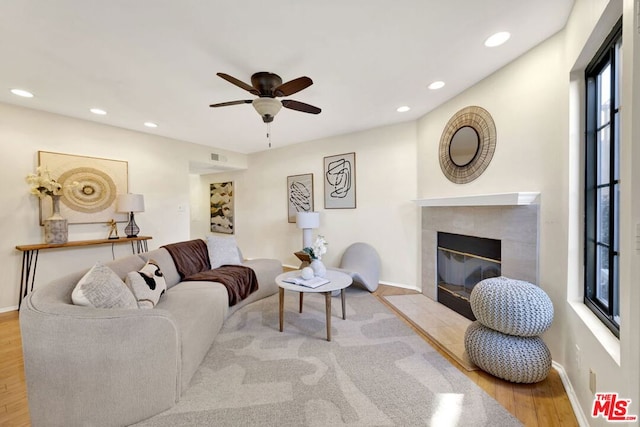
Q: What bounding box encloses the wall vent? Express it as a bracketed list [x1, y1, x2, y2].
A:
[210, 153, 228, 162]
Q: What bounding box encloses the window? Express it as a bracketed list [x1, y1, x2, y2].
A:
[584, 18, 622, 337]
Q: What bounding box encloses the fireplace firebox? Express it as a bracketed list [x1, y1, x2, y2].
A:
[437, 232, 501, 320]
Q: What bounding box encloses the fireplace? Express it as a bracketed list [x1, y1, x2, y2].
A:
[417, 193, 540, 320]
[437, 232, 501, 320]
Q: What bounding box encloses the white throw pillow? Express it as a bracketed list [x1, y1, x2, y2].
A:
[72, 263, 138, 309]
[206, 235, 241, 269]
[125, 259, 167, 309]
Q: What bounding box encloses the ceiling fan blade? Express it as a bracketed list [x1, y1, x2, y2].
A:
[209, 100, 252, 108]
[274, 76, 313, 97]
[281, 99, 321, 114]
[217, 73, 260, 95]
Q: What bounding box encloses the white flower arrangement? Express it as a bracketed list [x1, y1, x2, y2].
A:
[26, 167, 77, 198]
[303, 235, 328, 260]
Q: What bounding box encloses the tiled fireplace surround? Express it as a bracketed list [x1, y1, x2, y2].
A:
[419, 193, 540, 301]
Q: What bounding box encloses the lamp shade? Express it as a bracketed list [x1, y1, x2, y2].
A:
[116, 194, 145, 213]
[252, 98, 282, 123]
[296, 211, 319, 229]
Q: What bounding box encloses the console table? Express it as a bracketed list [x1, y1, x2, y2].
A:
[15, 236, 152, 307]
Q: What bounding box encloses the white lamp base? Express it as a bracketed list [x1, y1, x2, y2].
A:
[302, 228, 313, 249]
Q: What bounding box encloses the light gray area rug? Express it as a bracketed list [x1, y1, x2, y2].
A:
[136, 288, 521, 426]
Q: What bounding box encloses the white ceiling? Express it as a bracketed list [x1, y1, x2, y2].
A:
[0, 1, 574, 154]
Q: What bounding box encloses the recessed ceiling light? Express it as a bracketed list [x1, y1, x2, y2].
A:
[144, 122, 158, 128]
[90, 108, 107, 115]
[484, 31, 511, 47]
[11, 89, 34, 98]
[428, 81, 445, 90]
[397, 106, 410, 113]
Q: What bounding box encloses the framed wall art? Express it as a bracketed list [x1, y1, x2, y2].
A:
[210, 181, 234, 234]
[324, 152, 356, 209]
[287, 173, 314, 223]
[37, 151, 128, 225]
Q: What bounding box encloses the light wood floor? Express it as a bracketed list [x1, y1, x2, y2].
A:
[0, 311, 29, 427]
[1, 285, 578, 427]
[374, 285, 578, 427]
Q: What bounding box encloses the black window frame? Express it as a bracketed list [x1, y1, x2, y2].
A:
[584, 17, 622, 337]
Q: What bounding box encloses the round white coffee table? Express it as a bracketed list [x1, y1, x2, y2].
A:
[276, 269, 352, 341]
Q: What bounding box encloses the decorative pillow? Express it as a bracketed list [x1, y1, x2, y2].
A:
[206, 235, 241, 269]
[72, 263, 138, 309]
[125, 259, 167, 309]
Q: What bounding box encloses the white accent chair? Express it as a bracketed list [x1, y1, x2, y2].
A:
[332, 242, 381, 292]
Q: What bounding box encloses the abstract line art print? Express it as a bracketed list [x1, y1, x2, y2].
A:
[287, 174, 314, 223]
[324, 152, 356, 209]
[210, 181, 234, 234]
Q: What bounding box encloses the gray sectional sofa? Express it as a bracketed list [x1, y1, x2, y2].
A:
[19, 240, 282, 427]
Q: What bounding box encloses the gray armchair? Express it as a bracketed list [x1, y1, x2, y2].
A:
[332, 242, 381, 292]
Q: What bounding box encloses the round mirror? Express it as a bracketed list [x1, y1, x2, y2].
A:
[438, 106, 497, 184]
[449, 126, 479, 166]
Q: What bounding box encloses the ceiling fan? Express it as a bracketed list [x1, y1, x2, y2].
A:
[209, 72, 321, 123]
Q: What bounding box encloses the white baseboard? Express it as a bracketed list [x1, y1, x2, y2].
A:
[552, 361, 589, 427]
[0, 305, 19, 314]
[282, 263, 299, 270]
[379, 280, 419, 291]
[280, 267, 419, 292]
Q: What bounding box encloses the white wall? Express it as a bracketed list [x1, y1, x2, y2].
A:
[418, 13, 571, 354]
[0, 102, 247, 310]
[417, 0, 640, 423]
[618, 0, 640, 418]
[197, 122, 419, 289]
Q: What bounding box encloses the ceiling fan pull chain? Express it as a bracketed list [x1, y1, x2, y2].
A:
[267, 122, 271, 148]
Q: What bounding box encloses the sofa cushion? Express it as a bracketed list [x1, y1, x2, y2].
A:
[226, 258, 282, 317]
[162, 239, 210, 279]
[206, 235, 242, 269]
[126, 259, 167, 308]
[156, 281, 228, 391]
[140, 248, 181, 289]
[104, 254, 147, 280]
[71, 263, 138, 309]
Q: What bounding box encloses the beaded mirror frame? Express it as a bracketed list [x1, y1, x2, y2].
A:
[438, 106, 496, 184]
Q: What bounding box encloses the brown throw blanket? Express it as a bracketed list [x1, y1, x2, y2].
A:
[183, 265, 259, 306]
[161, 239, 258, 306]
[162, 239, 210, 279]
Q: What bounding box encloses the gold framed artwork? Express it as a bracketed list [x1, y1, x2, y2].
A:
[324, 152, 356, 209]
[210, 181, 234, 234]
[287, 173, 314, 223]
[37, 151, 128, 225]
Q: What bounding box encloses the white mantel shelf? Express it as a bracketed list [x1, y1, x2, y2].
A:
[413, 192, 540, 207]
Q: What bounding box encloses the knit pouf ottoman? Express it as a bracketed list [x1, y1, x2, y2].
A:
[464, 276, 554, 383]
[465, 322, 552, 383]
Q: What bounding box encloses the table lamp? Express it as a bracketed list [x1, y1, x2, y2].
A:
[116, 194, 145, 238]
[296, 211, 320, 249]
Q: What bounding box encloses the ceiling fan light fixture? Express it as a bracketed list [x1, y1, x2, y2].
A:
[252, 98, 282, 123]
